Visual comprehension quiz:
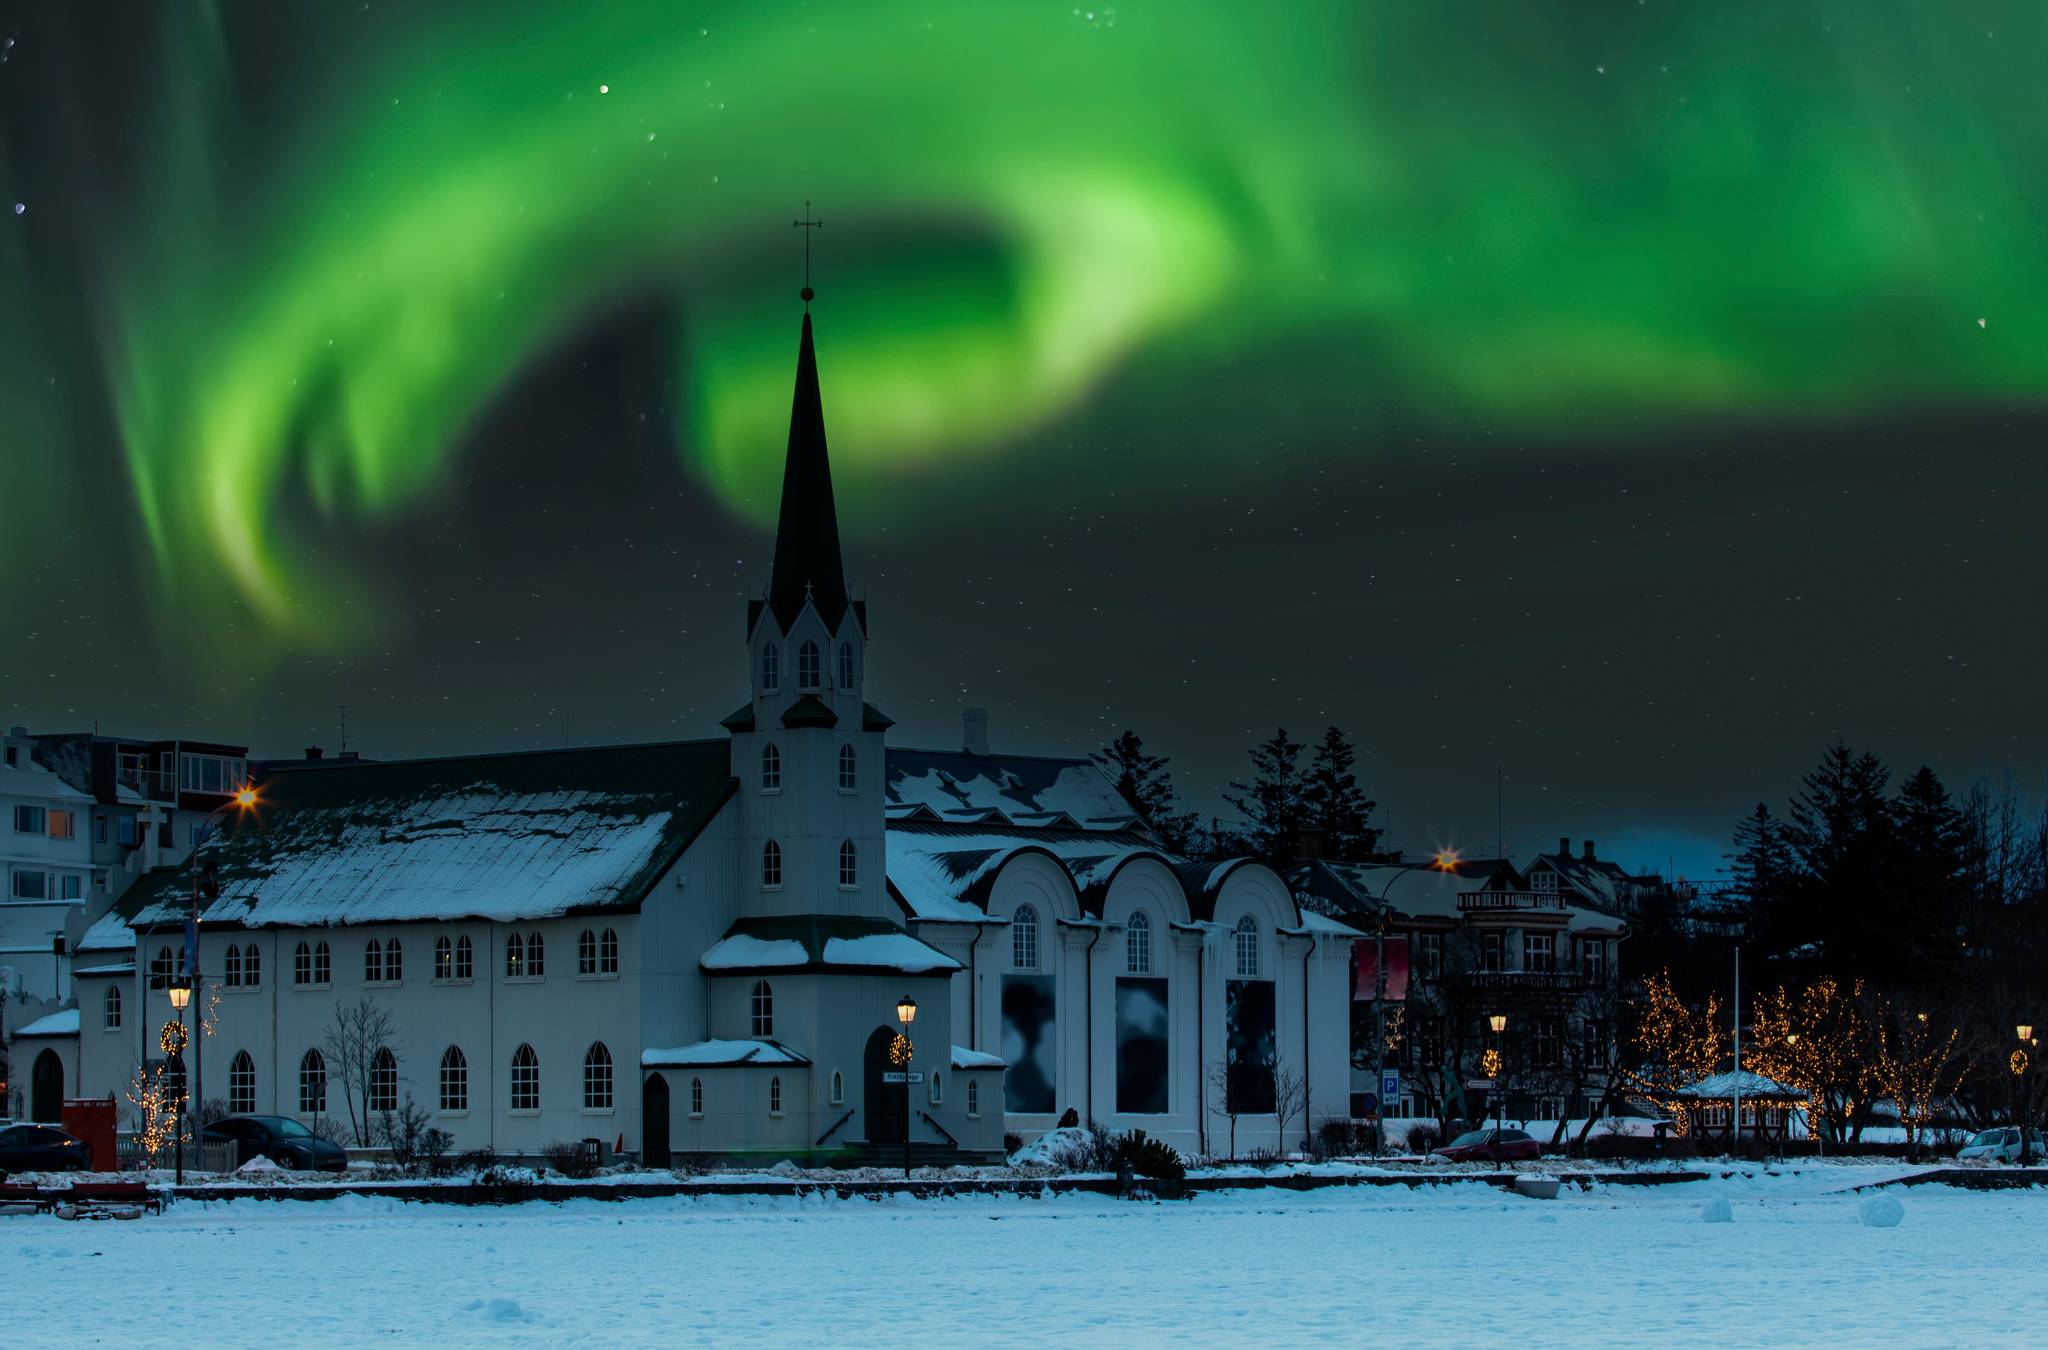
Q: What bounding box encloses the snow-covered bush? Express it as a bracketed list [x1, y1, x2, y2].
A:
[541, 1140, 601, 1179]
[1857, 1195, 1904, 1228]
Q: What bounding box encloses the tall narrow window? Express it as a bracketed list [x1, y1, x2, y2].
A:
[830, 1070, 843, 1105]
[968, 1078, 980, 1117]
[224, 944, 244, 988]
[584, 1043, 614, 1111]
[435, 936, 453, 980]
[151, 945, 174, 990]
[1126, 911, 1152, 975]
[838, 839, 858, 887]
[760, 642, 781, 691]
[229, 1050, 257, 1114]
[293, 942, 313, 987]
[769, 1075, 783, 1115]
[578, 928, 597, 975]
[690, 1077, 704, 1116]
[369, 1048, 398, 1113]
[379, 940, 395, 983]
[440, 1046, 469, 1112]
[837, 642, 855, 690]
[526, 932, 545, 978]
[104, 984, 122, 1030]
[599, 928, 619, 975]
[454, 935, 473, 980]
[837, 744, 856, 791]
[299, 1050, 327, 1114]
[1233, 915, 1259, 979]
[930, 1072, 943, 1105]
[761, 743, 782, 792]
[798, 640, 821, 690]
[314, 941, 332, 985]
[751, 980, 774, 1038]
[506, 932, 525, 978]
[510, 1044, 540, 1111]
[364, 939, 383, 984]
[1012, 904, 1039, 970]
[761, 839, 783, 888]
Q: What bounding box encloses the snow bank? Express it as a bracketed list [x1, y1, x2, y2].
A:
[1008, 1127, 1093, 1168]
[1700, 1196, 1734, 1223]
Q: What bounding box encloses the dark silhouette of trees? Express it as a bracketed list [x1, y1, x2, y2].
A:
[1302, 726, 1380, 860]
[1092, 730, 1203, 855]
[1221, 728, 1307, 866]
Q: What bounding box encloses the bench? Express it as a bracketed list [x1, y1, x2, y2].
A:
[0, 1183, 59, 1213]
[69, 1183, 163, 1214]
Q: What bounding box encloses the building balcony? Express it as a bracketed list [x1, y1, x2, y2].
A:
[1453, 970, 1588, 996]
[1457, 889, 1567, 913]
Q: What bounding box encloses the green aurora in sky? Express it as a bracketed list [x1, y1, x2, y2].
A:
[3, 1, 2043, 653]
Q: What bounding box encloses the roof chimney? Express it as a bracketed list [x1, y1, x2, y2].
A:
[304, 746, 325, 761]
[1583, 839, 1596, 861]
[1559, 836, 1570, 858]
[961, 708, 989, 756]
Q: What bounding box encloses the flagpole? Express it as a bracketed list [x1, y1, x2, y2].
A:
[1732, 947, 1741, 1156]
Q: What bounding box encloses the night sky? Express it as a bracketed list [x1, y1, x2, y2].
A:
[3, 2, 2044, 878]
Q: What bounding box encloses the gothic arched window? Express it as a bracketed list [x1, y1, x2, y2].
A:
[798, 641, 821, 690]
[299, 1049, 327, 1114]
[1127, 911, 1152, 975]
[751, 980, 774, 1038]
[439, 1046, 468, 1112]
[762, 743, 782, 792]
[1234, 915, 1260, 979]
[224, 944, 243, 988]
[584, 1042, 614, 1111]
[510, 1044, 540, 1112]
[761, 642, 781, 691]
[762, 839, 783, 888]
[837, 642, 855, 690]
[838, 839, 858, 888]
[1012, 904, 1039, 970]
[229, 1050, 257, 1114]
[837, 743, 856, 792]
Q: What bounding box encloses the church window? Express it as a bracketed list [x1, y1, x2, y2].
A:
[527, 932, 545, 978]
[761, 643, 781, 692]
[584, 1042, 614, 1111]
[364, 939, 382, 984]
[761, 840, 783, 889]
[375, 941, 391, 982]
[769, 1075, 783, 1115]
[830, 1070, 843, 1105]
[229, 1050, 256, 1114]
[1012, 905, 1039, 970]
[369, 1047, 398, 1113]
[300, 1050, 327, 1114]
[599, 928, 620, 975]
[578, 928, 597, 975]
[454, 935, 474, 980]
[314, 941, 331, 985]
[1127, 911, 1152, 975]
[510, 1044, 540, 1112]
[967, 1078, 980, 1118]
[837, 642, 855, 691]
[434, 936, 454, 980]
[838, 839, 858, 888]
[245, 944, 261, 987]
[689, 1077, 704, 1117]
[798, 641, 821, 690]
[1234, 916, 1259, 979]
[439, 1046, 468, 1112]
[751, 980, 774, 1038]
[224, 944, 243, 987]
[506, 932, 525, 978]
[837, 743, 856, 792]
[761, 743, 781, 792]
[929, 1071, 943, 1106]
[293, 941, 312, 987]
[151, 945, 174, 989]
[104, 984, 122, 1030]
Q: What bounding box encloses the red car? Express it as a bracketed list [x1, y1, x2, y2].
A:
[1431, 1128, 1542, 1162]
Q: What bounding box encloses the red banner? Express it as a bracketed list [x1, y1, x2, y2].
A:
[1353, 936, 1409, 1002]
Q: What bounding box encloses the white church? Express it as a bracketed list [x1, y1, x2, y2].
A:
[36, 294, 1362, 1164]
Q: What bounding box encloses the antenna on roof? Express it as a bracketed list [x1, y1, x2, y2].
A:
[339, 705, 349, 753]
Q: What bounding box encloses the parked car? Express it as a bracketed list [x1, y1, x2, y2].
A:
[1431, 1128, 1543, 1163]
[202, 1116, 348, 1172]
[1957, 1127, 2042, 1163]
[0, 1123, 92, 1174]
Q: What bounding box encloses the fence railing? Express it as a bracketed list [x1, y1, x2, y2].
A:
[115, 1135, 237, 1173]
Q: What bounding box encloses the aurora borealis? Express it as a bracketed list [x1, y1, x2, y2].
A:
[4, 1, 2045, 869]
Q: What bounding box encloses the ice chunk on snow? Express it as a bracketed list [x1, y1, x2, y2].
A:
[466, 1298, 534, 1324]
[1857, 1195, 1904, 1228]
[1701, 1196, 1734, 1223]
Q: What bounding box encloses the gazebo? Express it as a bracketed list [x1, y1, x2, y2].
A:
[1669, 1070, 1807, 1145]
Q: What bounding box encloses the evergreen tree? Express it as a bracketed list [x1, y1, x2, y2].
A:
[1727, 802, 1793, 946]
[1781, 741, 1891, 979]
[1890, 765, 1971, 976]
[1221, 728, 1307, 866]
[1091, 730, 1202, 855]
[1301, 726, 1381, 859]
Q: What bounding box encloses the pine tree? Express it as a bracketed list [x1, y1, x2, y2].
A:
[1221, 728, 1307, 866]
[1091, 730, 1202, 855]
[1889, 765, 1970, 976]
[1727, 802, 1792, 946]
[1781, 741, 1891, 976]
[1301, 726, 1380, 859]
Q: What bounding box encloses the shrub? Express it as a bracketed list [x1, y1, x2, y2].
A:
[475, 1163, 537, 1189]
[1311, 1118, 1357, 1161]
[377, 1097, 454, 1175]
[1003, 1132, 1024, 1156]
[1056, 1106, 1081, 1129]
[1121, 1133, 1185, 1182]
[1404, 1123, 1442, 1155]
[456, 1147, 501, 1176]
[1049, 1123, 1121, 1173]
[542, 1139, 601, 1179]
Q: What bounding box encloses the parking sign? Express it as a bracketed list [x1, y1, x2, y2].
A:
[1381, 1069, 1400, 1106]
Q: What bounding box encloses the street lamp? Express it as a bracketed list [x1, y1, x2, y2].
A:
[171, 784, 259, 1185]
[1487, 1014, 1507, 1163]
[896, 996, 918, 1179]
[166, 975, 193, 1182]
[2017, 1024, 2037, 1168]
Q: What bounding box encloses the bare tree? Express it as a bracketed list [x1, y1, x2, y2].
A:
[1272, 1064, 1308, 1156]
[1206, 1060, 1244, 1160]
[321, 996, 400, 1146]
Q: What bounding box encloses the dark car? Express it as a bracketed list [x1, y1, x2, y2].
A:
[202, 1116, 348, 1172]
[1431, 1128, 1543, 1163]
[0, 1123, 92, 1174]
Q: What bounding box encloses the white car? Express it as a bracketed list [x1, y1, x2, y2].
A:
[1957, 1127, 2040, 1163]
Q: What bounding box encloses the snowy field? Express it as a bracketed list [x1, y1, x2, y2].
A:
[1, 1169, 2038, 1347]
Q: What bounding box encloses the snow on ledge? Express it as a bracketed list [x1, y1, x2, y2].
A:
[641, 1040, 810, 1068]
[13, 1008, 81, 1037]
[821, 933, 960, 974]
[950, 1045, 1006, 1070]
[700, 935, 810, 970]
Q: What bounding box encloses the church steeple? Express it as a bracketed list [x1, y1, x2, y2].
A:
[765, 308, 851, 635]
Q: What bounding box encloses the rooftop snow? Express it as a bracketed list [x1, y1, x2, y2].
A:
[641, 1039, 811, 1068]
[885, 823, 1170, 920]
[950, 1045, 1006, 1070]
[700, 935, 810, 971]
[884, 748, 1142, 834]
[820, 932, 959, 973]
[13, 1008, 81, 1037]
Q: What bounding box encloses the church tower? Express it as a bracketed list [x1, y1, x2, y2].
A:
[724, 299, 893, 922]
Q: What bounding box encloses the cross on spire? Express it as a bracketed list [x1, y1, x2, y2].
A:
[793, 201, 822, 306]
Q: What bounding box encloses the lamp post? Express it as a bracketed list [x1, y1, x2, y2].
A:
[2018, 1024, 2036, 1168]
[1488, 1013, 1507, 1163]
[896, 995, 918, 1179]
[166, 975, 193, 1182]
[176, 784, 258, 1172]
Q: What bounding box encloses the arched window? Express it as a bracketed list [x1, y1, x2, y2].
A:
[364, 939, 382, 984]
[760, 642, 781, 691]
[379, 940, 396, 983]
[435, 936, 454, 979]
[505, 932, 525, 978]
[837, 743, 856, 792]
[584, 1042, 614, 1111]
[837, 642, 856, 691]
[150, 945, 173, 989]
[299, 1049, 327, 1114]
[798, 640, 821, 690]
[830, 1070, 844, 1105]
[769, 1075, 783, 1115]
[104, 984, 122, 1030]
[510, 1043, 540, 1112]
[245, 943, 261, 988]
[838, 839, 858, 887]
[454, 935, 473, 980]
[689, 1077, 704, 1116]
[229, 1050, 256, 1114]
[599, 928, 619, 975]
[761, 743, 782, 792]
[929, 1071, 943, 1106]
[439, 1046, 468, 1112]
[1127, 911, 1152, 975]
[313, 940, 331, 985]
[761, 839, 783, 888]
[967, 1077, 980, 1117]
[1234, 915, 1259, 978]
[224, 944, 243, 988]
[293, 941, 313, 986]
[1012, 904, 1039, 970]
[751, 980, 774, 1038]
[526, 932, 544, 978]
[369, 1047, 398, 1113]
[578, 928, 597, 975]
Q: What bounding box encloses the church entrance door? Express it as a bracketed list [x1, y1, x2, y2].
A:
[31, 1049, 63, 1123]
[642, 1073, 670, 1167]
[863, 1026, 905, 1143]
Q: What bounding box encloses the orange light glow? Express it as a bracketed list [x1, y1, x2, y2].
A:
[1432, 848, 1461, 870]
[235, 787, 258, 808]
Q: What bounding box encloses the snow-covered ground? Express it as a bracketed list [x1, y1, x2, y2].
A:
[1, 1169, 2037, 1347]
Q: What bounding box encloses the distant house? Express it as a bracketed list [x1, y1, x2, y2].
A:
[1522, 838, 1655, 918]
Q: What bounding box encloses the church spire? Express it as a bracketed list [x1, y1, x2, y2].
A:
[765, 301, 851, 634]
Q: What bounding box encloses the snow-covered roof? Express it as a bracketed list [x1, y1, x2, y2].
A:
[73, 962, 137, 977]
[1298, 860, 1624, 935]
[1283, 911, 1366, 939]
[885, 748, 1144, 834]
[700, 935, 810, 970]
[0, 758, 95, 803]
[699, 915, 960, 976]
[886, 822, 1174, 921]
[82, 741, 735, 949]
[12, 1008, 81, 1038]
[951, 1045, 1006, 1070]
[641, 1039, 811, 1068]
[1671, 1070, 1804, 1101]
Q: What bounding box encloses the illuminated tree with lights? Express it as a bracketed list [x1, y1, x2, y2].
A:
[1745, 977, 1874, 1145]
[124, 1062, 180, 1166]
[1623, 969, 1721, 1133]
[1871, 1004, 1966, 1158]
